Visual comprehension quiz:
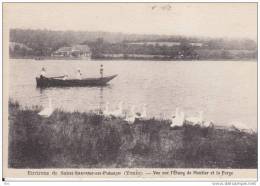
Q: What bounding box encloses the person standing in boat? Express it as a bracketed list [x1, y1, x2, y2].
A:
[100, 64, 104, 78]
[77, 68, 82, 80]
[40, 67, 46, 78]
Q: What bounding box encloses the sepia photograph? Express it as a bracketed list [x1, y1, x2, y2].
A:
[3, 2, 257, 181]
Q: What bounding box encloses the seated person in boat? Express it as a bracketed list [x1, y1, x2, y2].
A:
[40, 67, 46, 78]
[100, 64, 103, 78]
[77, 69, 82, 80]
[63, 75, 68, 80]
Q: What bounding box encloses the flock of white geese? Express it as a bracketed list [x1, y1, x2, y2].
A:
[101, 101, 207, 127]
[38, 98, 254, 133]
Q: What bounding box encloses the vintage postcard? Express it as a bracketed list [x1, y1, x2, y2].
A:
[2, 2, 257, 181]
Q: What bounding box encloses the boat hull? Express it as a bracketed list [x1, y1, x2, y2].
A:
[36, 75, 117, 88]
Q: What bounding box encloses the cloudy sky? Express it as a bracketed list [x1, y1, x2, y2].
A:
[4, 3, 257, 40]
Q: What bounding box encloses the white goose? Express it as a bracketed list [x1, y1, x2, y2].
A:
[125, 105, 136, 124]
[38, 97, 54, 117]
[229, 121, 247, 129]
[228, 121, 255, 133]
[136, 104, 147, 119]
[103, 102, 112, 116]
[110, 101, 124, 118]
[203, 120, 214, 127]
[141, 104, 147, 118]
[170, 108, 185, 127]
[185, 111, 203, 125]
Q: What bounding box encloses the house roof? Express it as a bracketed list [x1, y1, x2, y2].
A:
[72, 45, 91, 52]
[54, 45, 91, 53]
[55, 47, 72, 53]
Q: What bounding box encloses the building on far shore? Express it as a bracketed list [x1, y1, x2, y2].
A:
[52, 45, 92, 59]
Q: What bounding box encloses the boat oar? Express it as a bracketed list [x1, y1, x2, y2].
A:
[48, 75, 66, 79]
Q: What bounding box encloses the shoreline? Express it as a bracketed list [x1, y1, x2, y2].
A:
[8, 100, 257, 169]
[9, 56, 257, 62]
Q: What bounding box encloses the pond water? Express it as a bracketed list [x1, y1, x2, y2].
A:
[9, 59, 257, 129]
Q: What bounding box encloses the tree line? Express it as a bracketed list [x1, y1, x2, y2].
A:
[9, 29, 257, 60]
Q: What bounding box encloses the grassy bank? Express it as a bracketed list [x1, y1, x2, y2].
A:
[8, 100, 257, 169]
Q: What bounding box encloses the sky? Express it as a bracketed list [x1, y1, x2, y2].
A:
[4, 3, 257, 40]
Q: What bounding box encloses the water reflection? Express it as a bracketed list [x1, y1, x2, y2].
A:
[36, 85, 111, 114]
[37, 87, 49, 106]
[99, 87, 104, 113]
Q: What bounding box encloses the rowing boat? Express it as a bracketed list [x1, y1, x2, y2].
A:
[36, 74, 117, 88]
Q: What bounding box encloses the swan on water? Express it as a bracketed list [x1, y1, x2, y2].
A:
[38, 97, 54, 117]
[185, 111, 203, 125]
[170, 108, 185, 127]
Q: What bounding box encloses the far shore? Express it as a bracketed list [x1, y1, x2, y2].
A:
[9, 56, 257, 62]
[8, 100, 257, 169]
